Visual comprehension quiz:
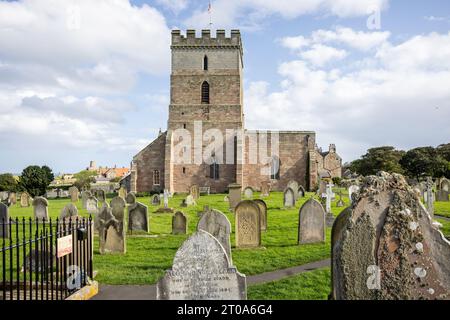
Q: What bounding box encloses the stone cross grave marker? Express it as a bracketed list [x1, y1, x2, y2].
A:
[157, 230, 247, 300]
[197, 209, 232, 262]
[235, 200, 261, 248]
[322, 183, 336, 227]
[298, 198, 325, 244]
[32, 197, 49, 221]
[163, 189, 170, 208]
[172, 211, 187, 235]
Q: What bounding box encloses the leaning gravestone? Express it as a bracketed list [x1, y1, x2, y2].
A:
[172, 211, 187, 235]
[235, 200, 261, 248]
[331, 171, 450, 300]
[287, 180, 299, 199]
[32, 197, 49, 221]
[0, 202, 9, 238]
[243, 187, 254, 199]
[298, 198, 325, 244]
[68, 186, 79, 202]
[59, 203, 79, 220]
[197, 209, 232, 262]
[228, 183, 241, 211]
[128, 201, 149, 233]
[157, 230, 247, 300]
[86, 196, 98, 214]
[20, 192, 31, 207]
[253, 199, 267, 231]
[151, 194, 161, 206]
[283, 187, 295, 208]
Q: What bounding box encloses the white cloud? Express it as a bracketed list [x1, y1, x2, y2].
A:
[157, 0, 189, 14]
[184, 0, 389, 30]
[300, 44, 347, 67]
[279, 35, 311, 51]
[245, 31, 450, 161]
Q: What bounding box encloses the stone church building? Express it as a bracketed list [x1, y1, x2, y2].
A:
[129, 30, 342, 194]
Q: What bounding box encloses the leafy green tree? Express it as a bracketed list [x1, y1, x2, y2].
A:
[73, 170, 97, 190]
[19, 165, 54, 197]
[400, 147, 448, 179]
[0, 173, 19, 192]
[349, 146, 405, 176]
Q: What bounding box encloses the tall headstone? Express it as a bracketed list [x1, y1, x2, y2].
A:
[253, 199, 267, 231]
[228, 183, 241, 211]
[190, 185, 199, 200]
[81, 191, 91, 209]
[32, 197, 49, 221]
[197, 209, 232, 261]
[20, 192, 31, 207]
[298, 198, 325, 244]
[0, 203, 9, 238]
[98, 200, 126, 254]
[172, 211, 187, 235]
[157, 230, 247, 300]
[110, 196, 126, 227]
[59, 203, 79, 220]
[287, 180, 299, 199]
[128, 202, 149, 233]
[425, 177, 434, 217]
[86, 196, 98, 214]
[283, 187, 295, 208]
[243, 187, 254, 199]
[260, 182, 270, 197]
[331, 172, 450, 300]
[68, 186, 79, 202]
[235, 200, 261, 248]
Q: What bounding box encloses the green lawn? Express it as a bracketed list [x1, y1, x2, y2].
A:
[435, 202, 450, 218]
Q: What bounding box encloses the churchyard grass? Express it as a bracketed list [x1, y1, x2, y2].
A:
[247, 268, 331, 300]
[435, 202, 450, 218]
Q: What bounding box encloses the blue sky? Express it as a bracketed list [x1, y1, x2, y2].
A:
[0, 0, 449, 174]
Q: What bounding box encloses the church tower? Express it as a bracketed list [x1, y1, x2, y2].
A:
[165, 30, 244, 193]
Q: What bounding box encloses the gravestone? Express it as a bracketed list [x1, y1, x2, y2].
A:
[110, 196, 126, 226]
[97, 202, 125, 254]
[128, 202, 149, 233]
[20, 192, 31, 207]
[322, 183, 336, 227]
[32, 197, 49, 221]
[95, 189, 106, 203]
[235, 200, 261, 248]
[172, 211, 187, 235]
[155, 190, 174, 213]
[197, 209, 232, 261]
[0, 203, 9, 238]
[224, 195, 229, 202]
[228, 183, 241, 211]
[118, 186, 127, 199]
[318, 180, 327, 196]
[283, 187, 295, 208]
[436, 190, 449, 202]
[68, 186, 79, 202]
[348, 185, 360, 205]
[86, 196, 98, 214]
[125, 192, 136, 205]
[157, 230, 247, 300]
[0, 191, 8, 201]
[243, 187, 254, 199]
[59, 203, 78, 220]
[185, 194, 196, 206]
[287, 180, 299, 199]
[260, 182, 270, 197]
[425, 177, 434, 217]
[190, 185, 199, 200]
[46, 190, 58, 199]
[298, 198, 325, 244]
[95, 202, 110, 233]
[152, 194, 161, 206]
[331, 172, 450, 300]
[253, 199, 267, 231]
[8, 192, 17, 206]
[298, 185, 306, 198]
[440, 178, 449, 192]
[81, 191, 91, 209]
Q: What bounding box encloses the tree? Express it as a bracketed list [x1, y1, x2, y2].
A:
[400, 147, 448, 179]
[19, 165, 54, 197]
[73, 170, 97, 190]
[349, 146, 405, 176]
[0, 173, 18, 192]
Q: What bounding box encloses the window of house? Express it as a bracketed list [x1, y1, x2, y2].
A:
[201, 81, 210, 104]
[183, 167, 186, 174]
[153, 170, 160, 185]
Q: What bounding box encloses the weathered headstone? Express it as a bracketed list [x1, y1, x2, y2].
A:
[331, 172, 450, 300]
[190, 185, 199, 200]
[68, 186, 79, 202]
[157, 230, 247, 300]
[0, 203, 9, 238]
[59, 203, 79, 220]
[86, 196, 98, 214]
[348, 185, 360, 205]
[110, 196, 126, 226]
[283, 187, 295, 208]
[32, 197, 49, 221]
[197, 209, 232, 261]
[20, 192, 31, 207]
[125, 192, 136, 205]
[185, 194, 196, 206]
[95, 189, 106, 203]
[298, 185, 306, 198]
[172, 211, 187, 235]
[118, 186, 127, 199]
[235, 200, 261, 248]
[318, 180, 327, 196]
[436, 190, 449, 202]
[81, 191, 91, 209]
[97, 202, 125, 254]
[440, 178, 449, 192]
[287, 180, 299, 199]
[260, 182, 270, 197]
[298, 198, 325, 244]
[151, 194, 161, 206]
[228, 183, 241, 211]
[8, 192, 16, 206]
[243, 187, 254, 199]
[128, 202, 149, 233]
[253, 199, 267, 231]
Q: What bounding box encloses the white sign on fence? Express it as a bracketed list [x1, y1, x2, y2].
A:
[57, 234, 73, 258]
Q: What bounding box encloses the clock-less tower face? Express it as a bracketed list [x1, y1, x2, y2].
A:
[164, 30, 244, 193]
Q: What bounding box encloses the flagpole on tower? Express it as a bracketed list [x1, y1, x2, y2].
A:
[208, 0, 212, 29]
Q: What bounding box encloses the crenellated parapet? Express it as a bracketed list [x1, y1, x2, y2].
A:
[171, 29, 242, 55]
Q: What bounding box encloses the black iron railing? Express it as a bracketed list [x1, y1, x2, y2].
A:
[1, 216, 93, 300]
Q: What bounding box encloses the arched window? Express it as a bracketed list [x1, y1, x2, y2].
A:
[210, 157, 219, 180]
[270, 156, 280, 180]
[201, 81, 210, 104]
[153, 170, 160, 186]
[203, 55, 208, 71]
